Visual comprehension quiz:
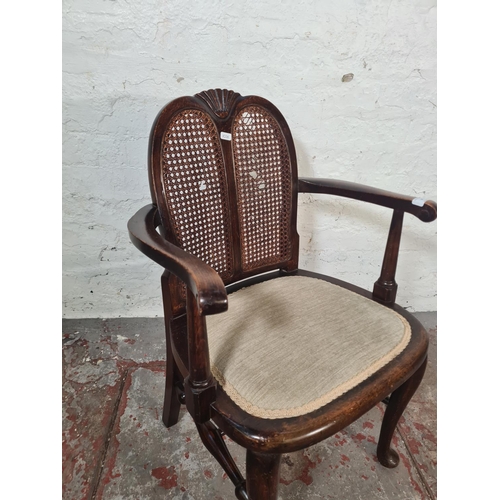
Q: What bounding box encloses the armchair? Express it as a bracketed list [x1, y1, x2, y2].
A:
[128, 89, 436, 499]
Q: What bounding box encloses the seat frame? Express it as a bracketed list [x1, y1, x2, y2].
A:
[128, 89, 437, 500]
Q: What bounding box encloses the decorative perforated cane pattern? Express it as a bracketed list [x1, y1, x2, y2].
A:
[232, 106, 292, 271]
[161, 110, 233, 280]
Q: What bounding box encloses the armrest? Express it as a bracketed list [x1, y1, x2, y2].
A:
[127, 204, 228, 315]
[298, 178, 437, 222]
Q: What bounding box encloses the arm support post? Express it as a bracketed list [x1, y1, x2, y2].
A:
[298, 177, 437, 306]
[184, 288, 217, 423]
[373, 210, 404, 305]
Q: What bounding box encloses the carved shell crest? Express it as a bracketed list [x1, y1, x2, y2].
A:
[195, 89, 240, 118]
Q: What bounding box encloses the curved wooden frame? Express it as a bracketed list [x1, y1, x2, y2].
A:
[127, 89, 437, 499]
[148, 90, 300, 283]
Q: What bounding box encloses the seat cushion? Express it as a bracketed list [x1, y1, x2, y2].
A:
[206, 275, 411, 419]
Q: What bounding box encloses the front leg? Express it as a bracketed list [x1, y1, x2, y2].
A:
[246, 450, 281, 500]
[377, 357, 427, 467]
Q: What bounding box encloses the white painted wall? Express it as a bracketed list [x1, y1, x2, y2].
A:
[63, 0, 436, 318]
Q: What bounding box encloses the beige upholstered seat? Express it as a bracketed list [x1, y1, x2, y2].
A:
[206, 276, 411, 419]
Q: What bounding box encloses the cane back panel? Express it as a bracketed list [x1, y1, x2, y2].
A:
[159, 108, 234, 281]
[148, 90, 299, 314]
[232, 106, 293, 270]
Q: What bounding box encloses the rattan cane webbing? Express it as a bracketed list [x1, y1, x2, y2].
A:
[232, 106, 292, 271]
[161, 109, 233, 280]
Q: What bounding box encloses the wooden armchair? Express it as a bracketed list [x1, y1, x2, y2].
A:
[128, 89, 437, 499]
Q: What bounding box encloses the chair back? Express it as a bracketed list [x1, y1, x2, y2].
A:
[148, 89, 299, 314]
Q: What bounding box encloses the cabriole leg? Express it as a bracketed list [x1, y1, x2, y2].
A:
[377, 357, 427, 467]
[246, 450, 281, 500]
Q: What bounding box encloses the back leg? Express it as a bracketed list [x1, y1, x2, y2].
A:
[162, 323, 183, 428]
[377, 357, 427, 467]
[160, 271, 185, 428]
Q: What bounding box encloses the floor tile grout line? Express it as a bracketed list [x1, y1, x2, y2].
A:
[89, 368, 129, 500]
[396, 425, 436, 500]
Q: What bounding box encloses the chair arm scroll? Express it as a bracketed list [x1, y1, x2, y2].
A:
[298, 178, 437, 222]
[127, 204, 228, 316]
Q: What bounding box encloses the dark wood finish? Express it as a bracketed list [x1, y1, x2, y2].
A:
[373, 209, 404, 304]
[298, 177, 437, 222]
[196, 89, 240, 118]
[246, 451, 281, 500]
[196, 422, 248, 500]
[197, 421, 248, 500]
[128, 205, 228, 315]
[377, 357, 428, 468]
[127, 89, 437, 498]
[220, 106, 243, 277]
[183, 288, 217, 424]
[161, 272, 183, 427]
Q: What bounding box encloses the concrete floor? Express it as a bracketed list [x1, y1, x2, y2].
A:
[62, 312, 436, 500]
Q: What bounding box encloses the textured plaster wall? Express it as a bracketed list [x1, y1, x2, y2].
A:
[62, 0, 437, 318]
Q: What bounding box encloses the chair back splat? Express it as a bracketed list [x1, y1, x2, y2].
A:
[148, 89, 299, 315]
